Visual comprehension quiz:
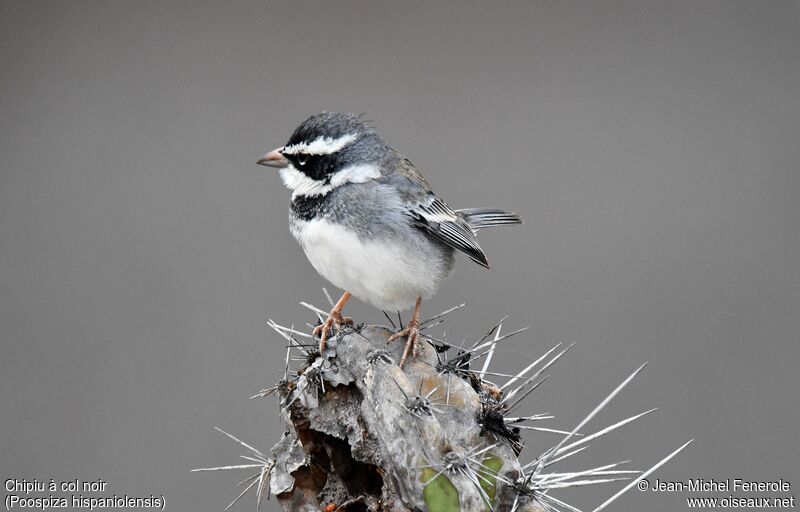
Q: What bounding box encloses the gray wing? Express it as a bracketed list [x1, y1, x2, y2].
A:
[380, 157, 489, 268]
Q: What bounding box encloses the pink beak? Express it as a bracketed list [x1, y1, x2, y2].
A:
[257, 148, 289, 168]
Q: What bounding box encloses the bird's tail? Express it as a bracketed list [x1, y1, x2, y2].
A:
[456, 207, 523, 231]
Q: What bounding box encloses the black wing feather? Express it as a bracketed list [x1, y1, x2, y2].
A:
[411, 196, 489, 268]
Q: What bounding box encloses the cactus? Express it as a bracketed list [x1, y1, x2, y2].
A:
[194, 300, 691, 512]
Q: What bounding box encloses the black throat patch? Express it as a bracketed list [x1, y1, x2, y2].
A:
[290, 194, 327, 221]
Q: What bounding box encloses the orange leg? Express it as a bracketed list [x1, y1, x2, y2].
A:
[388, 296, 422, 368]
[312, 291, 354, 353]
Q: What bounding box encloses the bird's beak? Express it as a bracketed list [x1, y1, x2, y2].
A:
[257, 147, 289, 168]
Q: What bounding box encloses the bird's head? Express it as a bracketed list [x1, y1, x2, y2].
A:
[258, 112, 387, 198]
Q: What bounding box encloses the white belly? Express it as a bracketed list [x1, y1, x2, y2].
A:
[292, 218, 447, 311]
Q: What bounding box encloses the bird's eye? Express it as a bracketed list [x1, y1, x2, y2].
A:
[297, 155, 308, 166]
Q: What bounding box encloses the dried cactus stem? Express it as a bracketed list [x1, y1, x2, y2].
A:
[270, 325, 543, 511]
[195, 303, 691, 512]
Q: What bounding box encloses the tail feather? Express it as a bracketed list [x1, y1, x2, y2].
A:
[456, 207, 523, 231]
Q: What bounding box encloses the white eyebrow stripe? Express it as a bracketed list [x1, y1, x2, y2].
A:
[282, 133, 358, 156]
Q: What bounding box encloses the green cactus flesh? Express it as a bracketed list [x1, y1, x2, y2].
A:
[478, 454, 503, 504]
[420, 467, 460, 511]
[419, 454, 502, 512]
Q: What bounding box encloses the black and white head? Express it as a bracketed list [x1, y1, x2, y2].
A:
[258, 112, 388, 198]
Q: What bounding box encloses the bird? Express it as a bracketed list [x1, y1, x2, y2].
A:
[258, 112, 522, 368]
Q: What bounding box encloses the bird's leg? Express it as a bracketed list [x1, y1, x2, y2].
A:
[388, 296, 422, 368]
[312, 291, 354, 354]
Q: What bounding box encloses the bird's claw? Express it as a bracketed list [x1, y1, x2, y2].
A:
[313, 311, 354, 354]
[389, 321, 421, 369]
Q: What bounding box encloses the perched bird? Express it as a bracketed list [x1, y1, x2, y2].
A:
[259, 113, 521, 367]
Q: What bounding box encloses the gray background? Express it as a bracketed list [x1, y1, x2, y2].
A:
[2, 1, 798, 511]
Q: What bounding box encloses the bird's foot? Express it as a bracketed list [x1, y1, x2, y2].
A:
[388, 320, 421, 369]
[313, 310, 354, 354]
